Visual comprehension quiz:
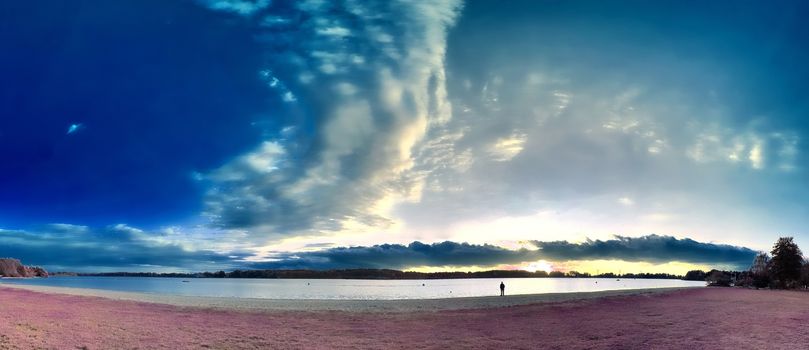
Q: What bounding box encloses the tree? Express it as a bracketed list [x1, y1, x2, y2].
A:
[800, 261, 809, 290]
[706, 270, 731, 287]
[769, 237, 803, 289]
[749, 253, 771, 288]
[684, 270, 707, 281]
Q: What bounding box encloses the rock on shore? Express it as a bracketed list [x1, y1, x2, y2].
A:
[0, 258, 48, 277]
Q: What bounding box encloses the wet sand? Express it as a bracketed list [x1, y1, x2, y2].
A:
[1, 286, 807, 349]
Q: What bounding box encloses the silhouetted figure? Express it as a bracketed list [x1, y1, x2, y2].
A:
[500, 281, 505, 296]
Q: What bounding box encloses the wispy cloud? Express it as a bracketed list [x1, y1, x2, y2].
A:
[487, 132, 527, 161]
[199, 0, 270, 16]
[201, 1, 464, 238]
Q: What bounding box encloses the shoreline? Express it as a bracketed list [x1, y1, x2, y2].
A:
[0, 283, 699, 312]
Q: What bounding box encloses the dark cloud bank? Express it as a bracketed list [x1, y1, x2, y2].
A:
[252, 235, 757, 271]
[2, 225, 755, 271]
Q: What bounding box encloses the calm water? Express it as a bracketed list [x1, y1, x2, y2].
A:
[0, 277, 704, 300]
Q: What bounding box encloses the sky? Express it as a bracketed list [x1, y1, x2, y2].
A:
[2, 0, 808, 274]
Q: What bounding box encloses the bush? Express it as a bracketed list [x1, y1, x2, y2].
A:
[684, 270, 707, 281]
[707, 270, 732, 287]
[752, 273, 770, 289]
[800, 263, 809, 289]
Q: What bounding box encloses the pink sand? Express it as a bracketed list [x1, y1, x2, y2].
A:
[1, 287, 808, 349]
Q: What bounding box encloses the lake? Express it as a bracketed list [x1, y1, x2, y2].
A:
[0, 277, 705, 300]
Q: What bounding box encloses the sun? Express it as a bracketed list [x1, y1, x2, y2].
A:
[523, 260, 554, 273]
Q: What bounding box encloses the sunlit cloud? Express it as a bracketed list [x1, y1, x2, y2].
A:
[487, 132, 527, 161]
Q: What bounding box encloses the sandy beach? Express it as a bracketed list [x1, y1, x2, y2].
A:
[2, 285, 808, 349]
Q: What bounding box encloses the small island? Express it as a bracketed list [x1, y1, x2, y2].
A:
[0, 258, 48, 278]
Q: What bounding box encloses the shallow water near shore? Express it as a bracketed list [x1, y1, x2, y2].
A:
[0, 276, 704, 300]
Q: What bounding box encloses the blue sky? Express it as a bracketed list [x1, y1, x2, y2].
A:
[1, 0, 807, 273]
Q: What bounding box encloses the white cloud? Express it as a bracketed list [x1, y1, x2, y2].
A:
[201, 0, 269, 16]
[259, 70, 297, 103]
[487, 132, 527, 161]
[208, 141, 286, 182]
[282, 91, 297, 102]
[617, 197, 634, 206]
[67, 123, 83, 135]
[244, 142, 285, 173]
[259, 16, 289, 27]
[748, 139, 764, 169]
[686, 127, 797, 171]
[317, 26, 351, 37]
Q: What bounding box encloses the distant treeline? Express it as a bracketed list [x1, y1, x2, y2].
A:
[65, 269, 684, 280]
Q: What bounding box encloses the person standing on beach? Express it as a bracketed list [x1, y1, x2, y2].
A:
[500, 281, 505, 296]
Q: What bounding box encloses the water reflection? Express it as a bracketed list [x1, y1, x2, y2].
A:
[1, 277, 704, 300]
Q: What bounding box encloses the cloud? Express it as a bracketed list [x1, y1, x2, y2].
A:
[250, 241, 538, 270]
[487, 132, 527, 161]
[686, 127, 797, 171]
[531, 235, 757, 268]
[249, 235, 757, 270]
[200, 1, 464, 237]
[391, 2, 807, 240]
[0, 225, 249, 272]
[0, 224, 756, 272]
[200, 0, 270, 16]
[193, 0, 809, 253]
[66, 123, 83, 135]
